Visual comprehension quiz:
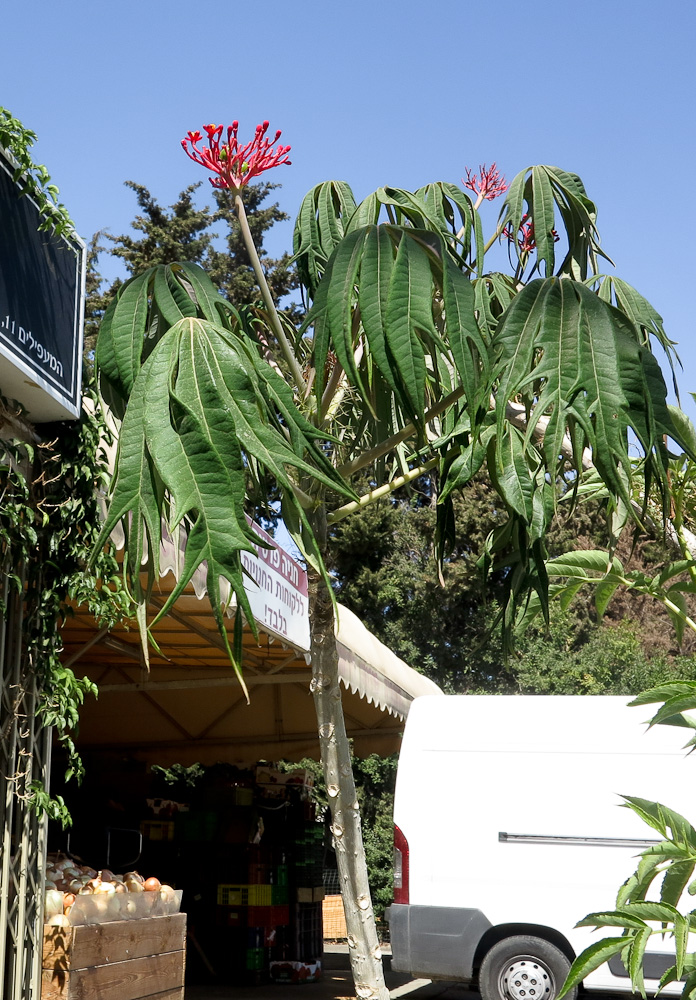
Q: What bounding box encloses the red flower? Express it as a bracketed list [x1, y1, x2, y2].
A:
[463, 163, 509, 201]
[503, 214, 560, 253]
[181, 120, 291, 189]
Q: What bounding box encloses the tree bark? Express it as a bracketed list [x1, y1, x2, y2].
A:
[307, 506, 389, 1000]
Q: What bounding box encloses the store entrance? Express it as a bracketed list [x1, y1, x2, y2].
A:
[48, 754, 329, 987]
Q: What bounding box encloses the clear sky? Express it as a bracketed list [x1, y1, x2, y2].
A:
[4, 0, 695, 417]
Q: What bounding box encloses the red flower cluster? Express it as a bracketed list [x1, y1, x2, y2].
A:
[181, 121, 291, 190]
[503, 214, 560, 253]
[463, 163, 509, 201]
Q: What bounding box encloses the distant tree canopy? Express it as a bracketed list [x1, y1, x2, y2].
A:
[331, 476, 696, 696]
[84, 180, 298, 352]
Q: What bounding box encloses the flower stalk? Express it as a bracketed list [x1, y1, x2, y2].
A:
[232, 192, 307, 395]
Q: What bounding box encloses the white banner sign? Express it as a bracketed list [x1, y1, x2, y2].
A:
[240, 519, 310, 652]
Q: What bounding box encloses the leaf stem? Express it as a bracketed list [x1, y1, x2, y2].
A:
[336, 386, 465, 478]
[327, 456, 440, 524]
[233, 192, 306, 395]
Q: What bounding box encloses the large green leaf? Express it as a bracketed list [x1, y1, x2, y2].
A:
[557, 937, 630, 999]
[95, 295, 355, 679]
[416, 181, 485, 275]
[489, 277, 679, 515]
[95, 268, 154, 415]
[383, 231, 434, 421]
[499, 165, 610, 280]
[305, 224, 487, 432]
[591, 274, 677, 360]
[358, 226, 398, 395]
[293, 180, 357, 298]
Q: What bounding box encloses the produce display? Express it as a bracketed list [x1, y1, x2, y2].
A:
[44, 855, 181, 926]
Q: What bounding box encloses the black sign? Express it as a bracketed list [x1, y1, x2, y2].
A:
[0, 148, 84, 421]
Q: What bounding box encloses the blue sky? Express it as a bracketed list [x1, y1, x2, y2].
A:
[4, 0, 695, 416]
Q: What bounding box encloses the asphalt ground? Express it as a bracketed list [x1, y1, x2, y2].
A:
[184, 946, 473, 1000]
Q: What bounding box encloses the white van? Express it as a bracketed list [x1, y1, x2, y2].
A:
[387, 695, 695, 1000]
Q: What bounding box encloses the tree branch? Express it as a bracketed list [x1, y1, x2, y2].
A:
[233, 192, 307, 396]
[327, 456, 440, 524]
[336, 387, 465, 479]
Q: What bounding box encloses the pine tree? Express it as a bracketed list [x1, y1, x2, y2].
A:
[84, 179, 298, 353]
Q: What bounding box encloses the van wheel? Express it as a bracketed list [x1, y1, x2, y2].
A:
[479, 935, 576, 1000]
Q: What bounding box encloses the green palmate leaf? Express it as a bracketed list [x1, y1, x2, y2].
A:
[557, 937, 630, 999]
[499, 165, 609, 280]
[629, 681, 696, 708]
[545, 549, 624, 577]
[96, 263, 241, 419]
[625, 797, 696, 849]
[154, 265, 197, 325]
[441, 251, 487, 411]
[629, 925, 653, 998]
[575, 910, 648, 931]
[415, 181, 484, 273]
[590, 274, 679, 380]
[487, 425, 537, 525]
[175, 261, 234, 324]
[347, 191, 381, 231]
[196, 325, 349, 499]
[384, 231, 434, 421]
[306, 227, 368, 404]
[439, 419, 496, 500]
[648, 695, 696, 730]
[617, 852, 666, 906]
[594, 577, 621, 617]
[622, 900, 681, 923]
[473, 272, 518, 340]
[307, 223, 488, 435]
[621, 797, 672, 839]
[96, 268, 155, 413]
[489, 277, 679, 517]
[293, 180, 357, 298]
[358, 226, 398, 395]
[95, 309, 355, 682]
[662, 862, 696, 913]
[531, 165, 557, 275]
[377, 187, 432, 228]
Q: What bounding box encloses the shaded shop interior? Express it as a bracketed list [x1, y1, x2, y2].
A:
[53, 521, 441, 985]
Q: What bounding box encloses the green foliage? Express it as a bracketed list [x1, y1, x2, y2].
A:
[93, 263, 353, 679]
[0, 106, 75, 237]
[331, 476, 507, 691]
[85, 180, 299, 350]
[512, 613, 696, 696]
[280, 754, 397, 922]
[1, 383, 129, 823]
[563, 794, 696, 1000]
[95, 161, 696, 683]
[28, 781, 72, 829]
[565, 689, 696, 1000]
[150, 762, 206, 792]
[0, 109, 129, 824]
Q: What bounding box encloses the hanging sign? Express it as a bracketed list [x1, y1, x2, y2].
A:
[240, 518, 310, 652]
[0, 147, 85, 421]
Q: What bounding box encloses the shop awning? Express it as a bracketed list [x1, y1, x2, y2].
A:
[61, 520, 442, 766]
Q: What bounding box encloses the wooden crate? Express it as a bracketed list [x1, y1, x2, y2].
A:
[42, 912, 186, 1000]
[322, 894, 347, 940]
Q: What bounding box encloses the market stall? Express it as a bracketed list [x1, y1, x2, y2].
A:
[48, 520, 442, 988]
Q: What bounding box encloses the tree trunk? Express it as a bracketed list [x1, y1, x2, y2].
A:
[307, 507, 389, 1000]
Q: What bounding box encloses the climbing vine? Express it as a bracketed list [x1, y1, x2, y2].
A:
[0, 109, 129, 825]
[1, 387, 129, 825]
[0, 107, 75, 237]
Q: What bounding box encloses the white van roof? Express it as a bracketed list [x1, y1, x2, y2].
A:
[404, 695, 692, 757]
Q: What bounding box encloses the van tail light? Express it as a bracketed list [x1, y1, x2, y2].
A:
[393, 824, 410, 904]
